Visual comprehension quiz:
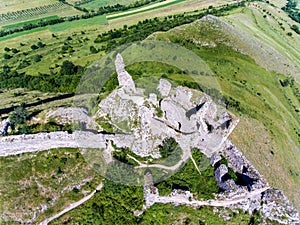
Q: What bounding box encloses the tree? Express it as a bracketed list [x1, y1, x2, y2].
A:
[291, 24, 300, 34]
[159, 138, 179, 158]
[31, 44, 39, 50]
[3, 65, 10, 75]
[37, 41, 45, 48]
[9, 106, 29, 134]
[10, 106, 28, 126]
[60, 60, 76, 75]
[33, 54, 43, 62]
[4, 53, 12, 59]
[90, 46, 98, 54]
[12, 48, 19, 54]
[4, 47, 10, 52]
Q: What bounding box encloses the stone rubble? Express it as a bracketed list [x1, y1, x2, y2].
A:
[45, 107, 97, 130]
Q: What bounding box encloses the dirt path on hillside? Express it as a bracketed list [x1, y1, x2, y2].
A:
[39, 183, 103, 225]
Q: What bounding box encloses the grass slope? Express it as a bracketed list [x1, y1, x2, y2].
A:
[0, 148, 103, 223]
[146, 5, 300, 210]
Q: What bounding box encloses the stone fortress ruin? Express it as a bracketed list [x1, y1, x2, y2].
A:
[0, 53, 299, 225]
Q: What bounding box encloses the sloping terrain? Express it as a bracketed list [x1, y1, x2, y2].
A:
[0, 0, 300, 223]
[146, 3, 300, 210]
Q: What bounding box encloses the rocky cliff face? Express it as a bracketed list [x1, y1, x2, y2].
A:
[115, 53, 136, 93]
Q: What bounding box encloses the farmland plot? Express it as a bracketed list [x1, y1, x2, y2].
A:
[0, 2, 82, 27]
[0, 0, 56, 14]
[78, 0, 142, 10]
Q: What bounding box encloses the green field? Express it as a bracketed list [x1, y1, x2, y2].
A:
[80, 0, 142, 9]
[49, 15, 107, 32]
[2, 15, 60, 29]
[0, 2, 82, 27]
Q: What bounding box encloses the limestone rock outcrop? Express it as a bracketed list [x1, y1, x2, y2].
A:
[97, 53, 240, 159]
[115, 53, 136, 93]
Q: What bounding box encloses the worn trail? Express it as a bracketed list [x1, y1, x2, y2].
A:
[39, 183, 103, 225]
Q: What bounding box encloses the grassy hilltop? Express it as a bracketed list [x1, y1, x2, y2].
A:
[0, 0, 299, 223]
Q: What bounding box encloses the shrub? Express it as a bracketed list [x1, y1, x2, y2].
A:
[31, 44, 39, 50]
[10, 106, 28, 126]
[90, 46, 98, 54]
[291, 24, 300, 34]
[3, 65, 10, 74]
[12, 48, 19, 54]
[17, 60, 31, 69]
[60, 60, 77, 75]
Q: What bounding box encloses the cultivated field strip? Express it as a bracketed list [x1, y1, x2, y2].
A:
[0, 2, 74, 26]
[106, 0, 184, 20]
[66, 0, 94, 6]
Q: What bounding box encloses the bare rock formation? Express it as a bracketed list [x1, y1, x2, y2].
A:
[115, 53, 136, 93]
[157, 78, 171, 97]
[222, 140, 268, 191]
[215, 164, 228, 186]
[97, 54, 241, 161]
[261, 188, 299, 225]
[45, 107, 97, 130]
[0, 117, 10, 136]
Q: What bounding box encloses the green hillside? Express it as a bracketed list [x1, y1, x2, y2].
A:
[146, 2, 300, 209]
